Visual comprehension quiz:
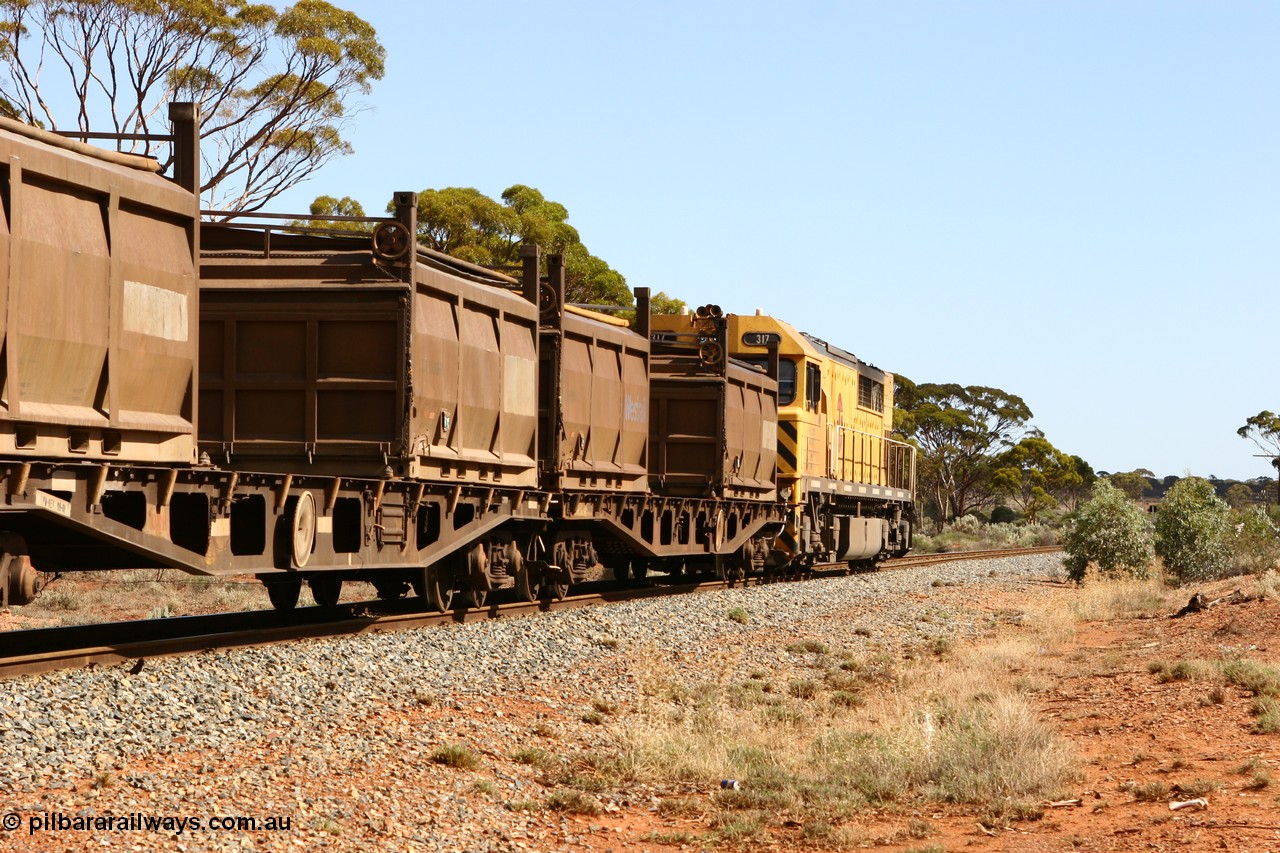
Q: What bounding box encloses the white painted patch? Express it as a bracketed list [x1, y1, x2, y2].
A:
[503, 355, 536, 414]
[51, 475, 76, 493]
[35, 490, 71, 516]
[211, 517, 231, 538]
[316, 515, 333, 534]
[123, 280, 189, 342]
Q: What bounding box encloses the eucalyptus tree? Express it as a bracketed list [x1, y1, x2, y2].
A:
[893, 379, 1034, 526]
[1154, 477, 1231, 582]
[0, 0, 385, 210]
[309, 185, 685, 312]
[1239, 411, 1280, 502]
[1061, 479, 1154, 582]
[991, 435, 1083, 524]
[1106, 469, 1155, 501]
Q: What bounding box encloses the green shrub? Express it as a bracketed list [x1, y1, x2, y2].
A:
[1155, 478, 1231, 582]
[990, 506, 1019, 524]
[1230, 507, 1280, 575]
[1061, 480, 1154, 582]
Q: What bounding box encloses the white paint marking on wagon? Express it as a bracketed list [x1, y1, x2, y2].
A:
[35, 490, 71, 517]
[123, 280, 189, 342]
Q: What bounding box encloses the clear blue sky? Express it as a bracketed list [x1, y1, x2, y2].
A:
[270, 1, 1278, 482]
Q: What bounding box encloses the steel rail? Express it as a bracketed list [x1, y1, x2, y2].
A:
[0, 546, 1059, 681]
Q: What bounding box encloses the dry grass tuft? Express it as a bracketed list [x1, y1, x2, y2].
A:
[606, 614, 1077, 834]
[1257, 571, 1280, 602]
[1070, 575, 1174, 622]
[430, 743, 480, 770]
[1148, 659, 1214, 683]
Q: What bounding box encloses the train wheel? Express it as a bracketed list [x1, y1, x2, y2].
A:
[418, 566, 454, 612]
[460, 544, 490, 608]
[547, 541, 570, 599]
[265, 577, 302, 611]
[512, 548, 540, 602]
[309, 576, 342, 607]
[288, 492, 316, 568]
[2, 554, 39, 606]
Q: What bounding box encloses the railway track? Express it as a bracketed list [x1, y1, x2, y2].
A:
[0, 545, 1060, 680]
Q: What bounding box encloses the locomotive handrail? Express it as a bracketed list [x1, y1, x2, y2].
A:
[826, 423, 917, 493]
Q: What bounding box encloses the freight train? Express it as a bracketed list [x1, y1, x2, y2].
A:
[0, 104, 914, 612]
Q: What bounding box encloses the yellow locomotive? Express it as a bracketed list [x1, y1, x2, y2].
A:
[651, 310, 915, 569]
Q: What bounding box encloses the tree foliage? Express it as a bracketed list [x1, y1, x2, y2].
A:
[647, 290, 687, 315]
[1239, 411, 1280, 502]
[298, 193, 369, 231]
[991, 435, 1083, 524]
[1059, 455, 1097, 511]
[1106, 469, 1154, 501]
[1224, 483, 1254, 510]
[894, 378, 1034, 525]
[305, 186, 686, 312]
[1229, 506, 1280, 575]
[1061, 480, 1155, 582]
[0, 0, 385, 210]
[406, 184, 633, 307]
[1238, 410, 1280, 460]
[1154, 477, 1231, 582]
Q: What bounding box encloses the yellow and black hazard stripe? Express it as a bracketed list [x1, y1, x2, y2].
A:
[777, 420, 798, 475]
[773, 522, 800, 560]
[766, 521, 801, 569]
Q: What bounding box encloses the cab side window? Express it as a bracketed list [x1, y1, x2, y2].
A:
[776, 359, 797, 405]
[805, 363, 821, 411]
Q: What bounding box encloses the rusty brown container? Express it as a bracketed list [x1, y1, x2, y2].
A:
[199, 221, 539, 486]
[649, 357, 778, 500]
[534, 253, 649, 493]
[0, 117, 198, 462]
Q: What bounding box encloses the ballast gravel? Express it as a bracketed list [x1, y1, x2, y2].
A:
[0, 553, 1064, 851]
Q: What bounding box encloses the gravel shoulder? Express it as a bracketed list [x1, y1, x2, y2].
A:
[1, 554, 1277, 852]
